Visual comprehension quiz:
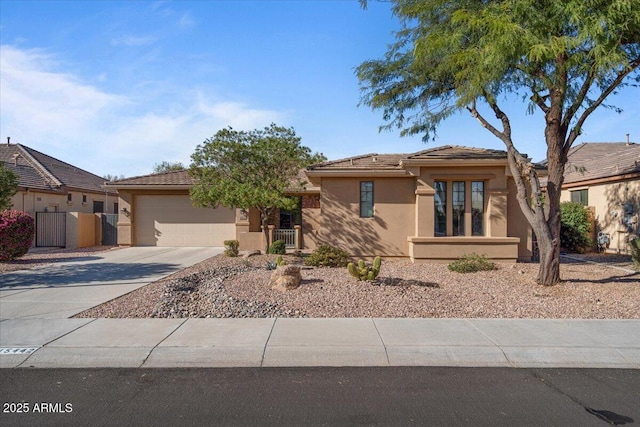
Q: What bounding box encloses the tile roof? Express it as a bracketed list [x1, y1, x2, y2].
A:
[307, 153, 405, 170]
[109, 168, 321, 193]
[564, 142, 640, 184]
[307, 145, 508, 171]
[109, 170, 194, 186]
[0, 143, 115, 194]
[406, 145, 508, 160]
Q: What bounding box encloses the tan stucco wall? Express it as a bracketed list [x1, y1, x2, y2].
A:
[10, 190, 114, 216]
[65, 212, 99, 249]
[313, 177, 415, 257]
[561, 177, 640, 254]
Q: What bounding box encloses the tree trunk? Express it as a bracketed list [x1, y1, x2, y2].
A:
[534, 224, 561, 285]
[261, 214, 270, 253]
[536, 109, 566, 285]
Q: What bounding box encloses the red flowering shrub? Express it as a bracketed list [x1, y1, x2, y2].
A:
[0, 210, 35, 261]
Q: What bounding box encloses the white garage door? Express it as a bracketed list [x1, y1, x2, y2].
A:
[135, 195, 236, 247]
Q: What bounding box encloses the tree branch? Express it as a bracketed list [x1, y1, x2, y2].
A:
[565, 55, 640, 154]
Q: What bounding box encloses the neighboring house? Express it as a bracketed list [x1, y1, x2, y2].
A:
[0, 141, 118, 215]
[559, 141, 640, 254]
[107, 146, 536, 263]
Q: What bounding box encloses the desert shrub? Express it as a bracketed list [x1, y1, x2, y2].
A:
[0, 210, 35, 261]
[560, 202, 592, 253]
[268, 239, 286, 255]
[630, 238, 640, 271]
[223, 239, 239, 257]
[448, 253, 496, 273]
[304, 244, 350, 267]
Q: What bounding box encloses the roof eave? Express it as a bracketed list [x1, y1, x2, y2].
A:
[105, 184, 193, 191]
[305, 169, 409, 178]
[400, 158, 508, 167]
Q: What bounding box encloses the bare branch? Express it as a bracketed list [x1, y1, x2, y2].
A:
[566, 55, 640, 154]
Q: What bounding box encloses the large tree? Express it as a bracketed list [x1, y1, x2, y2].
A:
[189, 124, 325, 252]
[152, 161, 185, 174]
[0, 163, 19, 211]
[357, 0, 640, 285]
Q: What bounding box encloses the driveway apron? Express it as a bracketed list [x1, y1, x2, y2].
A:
[0, 247, 222, 319]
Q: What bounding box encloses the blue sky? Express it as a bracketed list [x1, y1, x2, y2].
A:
[1, 0, 638, 178]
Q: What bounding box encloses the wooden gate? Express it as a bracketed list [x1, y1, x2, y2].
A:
[35, 212, 66, 247]
[101, 214, 118, 246]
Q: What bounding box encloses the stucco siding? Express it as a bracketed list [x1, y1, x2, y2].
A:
[562, 178, 640, 254]
[10, 191, 112, 215]
[316, 177, 415, 257]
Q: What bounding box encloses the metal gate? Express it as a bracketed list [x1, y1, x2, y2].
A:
[101, 214, 118, 246]
[273, 229, 296, 249]
[35, 212, 66, 247]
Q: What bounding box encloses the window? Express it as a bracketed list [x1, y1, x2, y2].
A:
[471, 181, 484, 236]
[360, 181, 374, 218]
[434, 181, 447, 236]
[93, 200, 104, 213]
[67, 194, 72, 202]
[452, 181, 465, 236]
[433, 180, 486, 237]
[82, 195, 87, 203]
[570, 189, 588, 206]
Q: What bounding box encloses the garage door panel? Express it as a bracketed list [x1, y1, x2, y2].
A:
[135, 195, 235, 247]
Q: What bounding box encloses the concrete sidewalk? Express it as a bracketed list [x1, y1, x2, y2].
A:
[1, 318, 638, 369]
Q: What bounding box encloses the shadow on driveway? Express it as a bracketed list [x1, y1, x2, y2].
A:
[0, 262, 180, 289]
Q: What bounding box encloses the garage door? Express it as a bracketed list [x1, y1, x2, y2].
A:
[135, 195, 236, 246]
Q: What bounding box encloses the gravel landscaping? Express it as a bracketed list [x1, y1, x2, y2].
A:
[75, 252, 640, 319]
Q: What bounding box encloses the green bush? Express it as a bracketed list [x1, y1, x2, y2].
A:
[304, 245, 350, 267]
[0, 210, 35, 261]
[630, 238, 640, 271]
[560, 202, 592, 253]
[223, 239, 239, 257]
[448, 253, 496, 273]
[268, 239, 286, 255]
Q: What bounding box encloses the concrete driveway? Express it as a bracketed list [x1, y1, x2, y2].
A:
[0, 247, 223, 319]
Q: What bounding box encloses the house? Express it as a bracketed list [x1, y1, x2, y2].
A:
[0, 140, 118, 215]
[107, 145, 535, 262]
[559, 141, 640, 254]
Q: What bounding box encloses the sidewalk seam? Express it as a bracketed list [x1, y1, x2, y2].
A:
[465, 319, 515, 368]
[139, 318, 189, 367]
[16, 317, 99, 368]
[371, 319, 391, 366]
[260, 318, 278, 367]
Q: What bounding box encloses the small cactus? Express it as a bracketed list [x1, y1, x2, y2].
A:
[265, 261, 277, 270]
[347, 256, 382, 281]
[276, 255, 286, 266]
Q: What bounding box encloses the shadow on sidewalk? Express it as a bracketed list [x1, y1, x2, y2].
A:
[0, 262, 180, 289]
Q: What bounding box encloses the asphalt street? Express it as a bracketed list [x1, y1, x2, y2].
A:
[1, 367, 638, 426]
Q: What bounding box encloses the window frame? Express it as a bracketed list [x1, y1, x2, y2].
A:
[452, 181, 465, 236]
[471, 181, 485, 236]
[434, 181, 447, 236]
[360, 181, 374, 218]
[433, 180, 487, 237]
[570, 189, 589, 206]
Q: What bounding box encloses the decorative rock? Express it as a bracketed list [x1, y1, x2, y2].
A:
[242, 250, 261, 259]
[269, 265, 302, 292]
